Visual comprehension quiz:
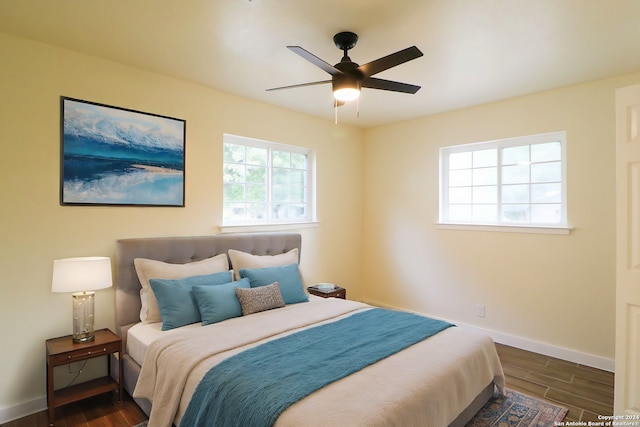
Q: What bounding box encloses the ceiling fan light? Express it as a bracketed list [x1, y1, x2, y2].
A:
[333, 87, 360, 102]
[332, 75, 360, 102]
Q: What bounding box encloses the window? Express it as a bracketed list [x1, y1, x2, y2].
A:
[439, 131, 567, 229]
[223, 134, 315, 225]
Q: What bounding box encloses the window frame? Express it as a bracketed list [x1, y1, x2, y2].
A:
[221, 133, 316, 230]
[438, 131, 570, 234]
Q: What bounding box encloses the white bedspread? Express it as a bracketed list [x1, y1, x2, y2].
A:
[134, 298, 504, 427]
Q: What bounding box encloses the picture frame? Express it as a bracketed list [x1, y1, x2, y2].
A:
[60, 97, 186, 206]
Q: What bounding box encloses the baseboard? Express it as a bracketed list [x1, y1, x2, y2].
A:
[455, 322, 615, 372]
[361, 299, 615, 372]
[0, 396, 46, 424]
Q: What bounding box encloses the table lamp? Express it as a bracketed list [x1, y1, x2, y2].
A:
[52, 257, 112, 343]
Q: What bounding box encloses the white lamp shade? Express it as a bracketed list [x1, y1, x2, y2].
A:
[52, 257, 113, 293]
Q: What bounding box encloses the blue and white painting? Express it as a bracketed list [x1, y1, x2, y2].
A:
[61, 98, 185, 206]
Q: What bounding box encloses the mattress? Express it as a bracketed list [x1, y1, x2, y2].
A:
[127, 320, 200, 366]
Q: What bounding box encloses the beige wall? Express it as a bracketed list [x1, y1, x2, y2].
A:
[0, 33, 364, 413]
[362, 72, 640, 364]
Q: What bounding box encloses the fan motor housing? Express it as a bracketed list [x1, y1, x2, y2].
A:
[335, 61, 361, 76]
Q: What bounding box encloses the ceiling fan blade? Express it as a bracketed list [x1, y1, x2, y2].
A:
[287, 46, 344, 76]
[361, 77, 421, 94]
[357, 46, 423, 77]
[266, 80, 331, 92]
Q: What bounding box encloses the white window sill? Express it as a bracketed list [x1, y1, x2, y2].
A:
[218, 221, 320, 234]
[435, 223, 572, 235]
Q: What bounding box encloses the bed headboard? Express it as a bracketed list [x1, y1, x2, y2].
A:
[115, 233, 302, 340]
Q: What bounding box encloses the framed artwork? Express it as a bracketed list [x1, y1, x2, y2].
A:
[60, 97, 186, 206]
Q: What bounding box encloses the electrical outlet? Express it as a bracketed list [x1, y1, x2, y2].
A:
[475, 304, 485, 318]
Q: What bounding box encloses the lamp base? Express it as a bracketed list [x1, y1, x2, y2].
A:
[72, 332, 95, 344]
[72, 291, 95, 344]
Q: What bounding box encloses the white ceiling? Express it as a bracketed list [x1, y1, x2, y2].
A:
[1, 0, 640, 128]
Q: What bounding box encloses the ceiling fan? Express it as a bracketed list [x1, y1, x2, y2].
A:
[267, 31, 424, 105]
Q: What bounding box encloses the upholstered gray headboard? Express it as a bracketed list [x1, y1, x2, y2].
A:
[114, 233, 302, 341]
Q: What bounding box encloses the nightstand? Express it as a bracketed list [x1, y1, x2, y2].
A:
[46, 328, 122, 426]
[307, 285, 346, 299]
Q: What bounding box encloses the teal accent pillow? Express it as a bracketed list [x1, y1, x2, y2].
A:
[239, 263, 309, 304]
[193, 278, 251, 325]
[149, 271, 232, 331]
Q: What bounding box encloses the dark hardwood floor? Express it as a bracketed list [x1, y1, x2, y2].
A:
[2, 344, 614, 426]
[0, 393, 146, 427]
[496, 343, 615, 422]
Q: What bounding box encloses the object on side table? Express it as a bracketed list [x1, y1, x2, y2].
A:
[51, 257, 112, 343]
[46, 328, 123, 427]
[307, 284, 346, 299]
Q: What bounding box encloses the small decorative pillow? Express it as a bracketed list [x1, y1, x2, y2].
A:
[235, 282, 285, 316]
[228, 248, 299, 281]
[134, 254, 229, 323]
[192, 278, 251, 325]
[239, 263, 308, 304]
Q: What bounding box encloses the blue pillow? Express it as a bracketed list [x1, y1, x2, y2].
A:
[239, 263, 308, 304]
[192, 278, 251, 325]
[149, 271, 232, 331]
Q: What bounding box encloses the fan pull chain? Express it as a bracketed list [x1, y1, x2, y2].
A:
[358, 82, 361, 118]
[334, 99, 338, 124]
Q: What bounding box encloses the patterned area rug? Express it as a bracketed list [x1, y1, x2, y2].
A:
[131, 388, 568, 427]
[466, 388, 568, 427]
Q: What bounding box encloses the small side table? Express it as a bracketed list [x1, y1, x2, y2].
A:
[46, 328, 122, 426]
[307, 285, 346, 299]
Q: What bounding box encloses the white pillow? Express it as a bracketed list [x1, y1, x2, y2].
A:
[134, 254, 229, 323]
[228, 248, 299, 281]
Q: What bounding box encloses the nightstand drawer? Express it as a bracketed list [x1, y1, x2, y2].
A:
[49, 341, 120, 364]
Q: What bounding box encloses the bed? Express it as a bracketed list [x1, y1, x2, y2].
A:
[114, 232, 504, 427]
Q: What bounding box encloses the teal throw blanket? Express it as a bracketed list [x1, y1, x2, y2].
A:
[180, 308, 454, 427]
